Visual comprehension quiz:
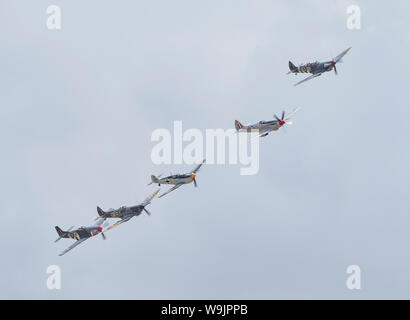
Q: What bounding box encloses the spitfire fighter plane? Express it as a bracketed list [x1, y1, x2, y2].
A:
[149, 159, 205, 198]
[54, 218, 107, 256]
[96, 189, 160, 231]
[235, 108, 299, 137]
[287, 47, 351, 86]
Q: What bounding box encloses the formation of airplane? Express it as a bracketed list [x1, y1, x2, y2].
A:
[54, 162, 205, 255]
[54, 46, 351, 256]
[287, 47, 351, 86]
[235, 108, 299, 137]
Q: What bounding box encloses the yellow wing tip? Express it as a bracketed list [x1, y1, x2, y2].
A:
[152, 189, 160, 199]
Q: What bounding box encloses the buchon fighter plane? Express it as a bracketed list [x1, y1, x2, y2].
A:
[96, 189, 160, 231]
[287, 47, 351, 86]
[235, 108, 299, 137]
[149, 159, 205, 198]
[54, 218, 107, 256]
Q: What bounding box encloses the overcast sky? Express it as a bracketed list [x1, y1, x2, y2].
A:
[1, 0, 410, 299]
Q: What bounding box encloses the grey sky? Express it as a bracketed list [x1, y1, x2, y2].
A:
[1, 0, 410, 299]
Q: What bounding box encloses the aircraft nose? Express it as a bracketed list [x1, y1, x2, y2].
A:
[279, 120, 285, 126]
[191, 173, 196, 178]
[97, 226, 103, 232]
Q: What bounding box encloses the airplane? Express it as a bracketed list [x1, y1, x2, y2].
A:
[235, 108, 299, 137]
[287, 47, 351, 86]
[54, 218, 107, 256]
[96, 189, 160, 231]
[149, 159, 205, 198]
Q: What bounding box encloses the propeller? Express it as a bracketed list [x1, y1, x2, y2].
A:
[275, 108, 299, 127]
[191, 173, 197, 187]
[334, 64, 338, 75]
[97, 225, 106, 240]
[276, 111, 286, 126]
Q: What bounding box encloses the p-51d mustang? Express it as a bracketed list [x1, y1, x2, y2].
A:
[287, 47, 351, 86]
[149, 159, 205, 198]
[235, 108, 299, 137]
[96, 189, 160, 231]
[54, 218, 107, 256]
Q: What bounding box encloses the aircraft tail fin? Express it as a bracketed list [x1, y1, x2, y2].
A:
[54, 226, 67, 242]
[55, 226, 64, 237]
[97, 206, 105, 217]
[151, 175, 160, 184]
[54, 225, 74, 242]
[235, 120, 244, 131]
[288, 61, 298, 74]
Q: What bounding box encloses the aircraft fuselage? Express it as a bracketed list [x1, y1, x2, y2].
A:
[158, 174, 194, 186]
[65, 226, 102, 240]
[238, 121, 283, 133]
[294, 61, 335, 75]
[104, 205, 144, 219]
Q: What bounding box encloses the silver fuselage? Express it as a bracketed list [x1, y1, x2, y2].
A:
[239, 121, 283, 133]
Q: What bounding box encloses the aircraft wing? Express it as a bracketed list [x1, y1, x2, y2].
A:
[294, 73, 322, 86]
[258, 127, 274, 137]
[192, 159, 206, 173]
[333, 47, 351, 63]
[59, 238, 88, 256]
[141, 189, 160, 207]
[105, 215, 134, 232]
[158, 184, 183, 198]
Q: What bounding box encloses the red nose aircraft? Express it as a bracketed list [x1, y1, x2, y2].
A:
[54, 219, 107, 256]
[235, 108, 299, 138]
